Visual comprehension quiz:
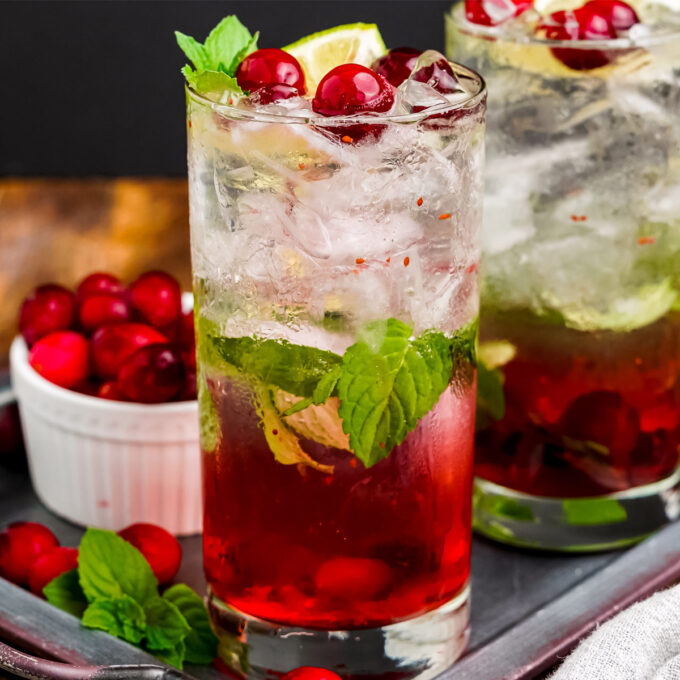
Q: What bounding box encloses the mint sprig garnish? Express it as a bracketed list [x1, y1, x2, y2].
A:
[176, 15, 258, 95]
[207, 317, 477, 469]
[44, 529, 218, 670]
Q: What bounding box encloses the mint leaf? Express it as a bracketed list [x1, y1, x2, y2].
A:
[175, 31, 211, 71]
[163, 584, 218, 665]
[152, 640, 186, 669]
[44, 568, 87, 617]
[337, 319, 455, 468]
[144, 596, 191, 652]
[213, 336, 342, 398]
[562, 499, 628, 526]
[176, 15, 258, 94]
[282, 366, 342, 417]
[182, 67, 241, 95]
[476, 360, 505, 425]
[203, 16, 256, 74]
[82, 596, 146, 645]
[78, 528, 157, 606]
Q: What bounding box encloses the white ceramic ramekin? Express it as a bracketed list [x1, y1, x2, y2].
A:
[9, 337, 202, 536]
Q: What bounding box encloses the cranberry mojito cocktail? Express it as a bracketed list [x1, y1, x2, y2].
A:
[447, 0, 680, 549]
[178, 16, 485, 679]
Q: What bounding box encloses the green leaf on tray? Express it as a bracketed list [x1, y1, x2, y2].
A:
[163, 584, 219, 665]
[44, 568, 88, 617]
[144, 596, 191, 652]
[151, 640, 187, 669]
[78, 528, 158, 605]
[82, 595, 147, 645]
[562, 498, 628, 526]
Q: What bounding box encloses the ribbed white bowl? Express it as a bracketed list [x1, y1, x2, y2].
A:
[9, 336, 202, 536]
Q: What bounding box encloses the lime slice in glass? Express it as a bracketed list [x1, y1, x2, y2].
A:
[283, 23, 387, 92]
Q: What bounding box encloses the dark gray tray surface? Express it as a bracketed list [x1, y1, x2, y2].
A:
[3, 466, 680, 680]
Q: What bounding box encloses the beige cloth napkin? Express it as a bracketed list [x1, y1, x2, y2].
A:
[551, 584, 680, 679]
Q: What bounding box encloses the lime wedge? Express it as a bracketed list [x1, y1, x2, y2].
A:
[283, 23, 387, 92]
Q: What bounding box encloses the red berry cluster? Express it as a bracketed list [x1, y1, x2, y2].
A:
[0, 521, 182, 597]
[19, 271, 196, 403]
[540, 0, 639, 70]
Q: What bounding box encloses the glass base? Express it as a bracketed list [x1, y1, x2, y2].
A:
[473, 468, 680, 552]
[207, 585, 470, 680]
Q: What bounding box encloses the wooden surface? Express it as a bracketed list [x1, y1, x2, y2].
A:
[0, 178, 191, 366]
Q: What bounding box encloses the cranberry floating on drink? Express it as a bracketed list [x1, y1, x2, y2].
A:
[447, 1, 680, 550]
[178, 14, 486, 679]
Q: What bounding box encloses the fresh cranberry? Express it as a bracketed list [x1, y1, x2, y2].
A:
[561, 391, 640, 467]
[116, 344, 184, 403]
[413, 58, 462, 95]
[315, 557, 393, 601]
[313, 64, 394, 142]
[178, 368, 197, 401]
[585, 0, 639, 30]
[236, 48, 306, 95]
[76, 272, 125, 302]
[129, 271, 182, 329]
[28, 546, 78, 597]
[313, 64, 394, 117]
[28, 331, 90, 389]
[179, 310, 195, 348]
[371, 47, 422, 87]
[119, 523, 182, 583]
[19, 285, 77, 347]
[91, 323, 168, 380]
[465, 0, 533, 26]
[0, 522, 59, 586]
[97, 380, 126, 401]
[78, 294, 132, 333]
[543, 5, 616, 70]
[251, 83, 301, 104]
[282, 668, 342, 680]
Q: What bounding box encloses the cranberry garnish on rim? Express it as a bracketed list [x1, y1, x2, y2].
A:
[541, 4, 618, 70]
[116, 344, 185, 403]
[236, 48, 306, 95]
[0, 522, 59, 586]
[119, 523, 182, 583]
[91, 322, 168, 380]
[465, 0, 533, 26]
[586, 0, 639, 30]
[129, 271, 182, 328]
[251, 83, 301, 104]
[313, 64, 394, 142]
[19, 284, 77, 347]
[371, 47, 422, 87]
[76, 272, 125, 302]
[28, 331, 91, 389]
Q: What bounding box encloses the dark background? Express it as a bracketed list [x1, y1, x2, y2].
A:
[1, 0, 453, 177]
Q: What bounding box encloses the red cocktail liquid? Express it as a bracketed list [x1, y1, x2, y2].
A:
[476, 312, 680, 497]
[204, 380, 475, 630]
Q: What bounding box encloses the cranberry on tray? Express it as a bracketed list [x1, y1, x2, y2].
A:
[0, 522, 59, 587]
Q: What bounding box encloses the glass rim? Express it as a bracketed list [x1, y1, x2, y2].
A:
[185, 60, 486, 126]
[446, 2, 680, 49]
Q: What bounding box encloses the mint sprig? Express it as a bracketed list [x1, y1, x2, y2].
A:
[176, 15, 258, 94]
[207, 318, 477, 469]
[45, 529, 218, 670]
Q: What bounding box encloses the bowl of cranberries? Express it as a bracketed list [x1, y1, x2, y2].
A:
[9, 271, 202, 536]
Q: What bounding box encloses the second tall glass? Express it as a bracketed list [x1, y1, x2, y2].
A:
[447, 4, 680, 550]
